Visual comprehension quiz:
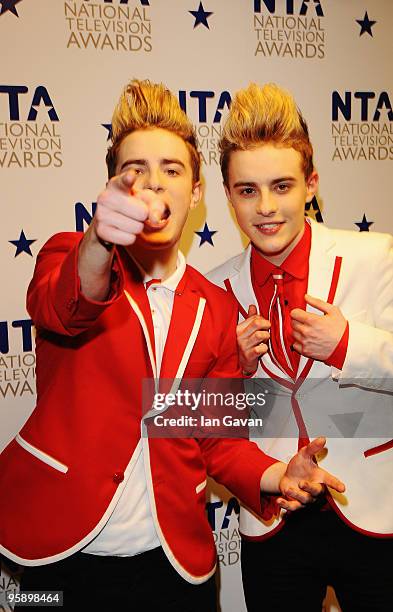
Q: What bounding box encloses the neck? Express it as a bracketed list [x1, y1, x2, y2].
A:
[127, 242, 179, 281]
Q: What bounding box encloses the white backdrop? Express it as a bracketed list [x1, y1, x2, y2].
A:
[1, 1, 392, 610]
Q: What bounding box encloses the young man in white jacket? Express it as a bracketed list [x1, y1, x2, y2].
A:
[208, 82, 393, 612]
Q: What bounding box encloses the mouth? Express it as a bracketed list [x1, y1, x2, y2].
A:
[144, 204, 171, 231]
[255, 221, 284, 235]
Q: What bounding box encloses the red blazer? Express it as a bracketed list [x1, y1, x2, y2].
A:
[0, 233, 277, 583]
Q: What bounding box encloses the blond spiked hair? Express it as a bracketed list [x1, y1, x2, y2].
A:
[220, 83, 314, 185]
[106, 79, 200, 182]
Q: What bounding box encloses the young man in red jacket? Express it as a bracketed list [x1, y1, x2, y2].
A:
[208, 82, 393, 611]
[0, 80, 344, 611]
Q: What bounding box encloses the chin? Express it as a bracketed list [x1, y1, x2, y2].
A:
[137, 232, 176, 249]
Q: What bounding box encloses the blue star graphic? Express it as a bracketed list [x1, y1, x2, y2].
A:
[102, 123, 113, 141]
[356, 11, 376, 37]
[0, 0, 22, 17]
[189, 2, 213, 29]
[9, 230, 36, 256]
[195, 223, 217, 246]
[355, 214, 373, 232]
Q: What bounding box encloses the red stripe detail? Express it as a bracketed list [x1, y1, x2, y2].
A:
[260, 361, 293, 389]
[223, 278, 248, 320]
[290, 396, 310, 450]
[327, 256, 342, 304]
[326, 491, 393, 539]
[364, 439, 393, 458]
[294, 358, 313, 390]
[292, 359, 314, 449]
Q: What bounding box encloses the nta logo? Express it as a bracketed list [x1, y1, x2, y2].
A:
[332, 91, 393, 122]
[254, 0, 323, 15]
[0, 86, 59, 121]
[178, 91, 231, 124]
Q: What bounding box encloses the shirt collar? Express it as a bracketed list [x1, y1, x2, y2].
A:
[251, 219, 311, 285]
[132, 251, 186, 293]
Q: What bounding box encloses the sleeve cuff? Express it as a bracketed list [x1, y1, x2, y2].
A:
[325, 321, 349, 370]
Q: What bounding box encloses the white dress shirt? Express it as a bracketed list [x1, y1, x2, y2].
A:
[83, 252, 186, 556]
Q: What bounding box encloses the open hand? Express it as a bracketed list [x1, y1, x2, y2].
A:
[277, 437, 345, 511]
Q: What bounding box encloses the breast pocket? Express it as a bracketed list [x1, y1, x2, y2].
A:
[15, 434, 68, 474]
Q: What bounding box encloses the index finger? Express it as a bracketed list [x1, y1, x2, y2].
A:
[305, 294, 334, 314]
[109, 169, 137, 194]
[321, 472, 345, 494]
[136, 190, 167, 224]
[237, 315, 271, 335]
[290, 308, 309, 324]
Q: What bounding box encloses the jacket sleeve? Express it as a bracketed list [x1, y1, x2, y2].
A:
[334, 234, 393, 391]
[198, 298, 279, 518]
[26, 232, 124, 336]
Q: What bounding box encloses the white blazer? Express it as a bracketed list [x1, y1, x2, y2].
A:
[208, 219, 393, 538]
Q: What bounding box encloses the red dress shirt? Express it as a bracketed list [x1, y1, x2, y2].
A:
[251, 222, 348, 375]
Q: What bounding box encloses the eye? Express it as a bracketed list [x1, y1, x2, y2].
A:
[275, 183, 290, 193]
[166, 167, 180, 176]
[239, 187, 256, 196]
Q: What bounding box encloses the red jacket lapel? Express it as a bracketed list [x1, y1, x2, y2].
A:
[159, 270, 203, 385]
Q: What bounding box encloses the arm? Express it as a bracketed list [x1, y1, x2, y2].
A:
[27, 170, 165, 335]
[290, 235, 393, 390]
[26, 232, 124, 336]
[339, 236, 393, 388]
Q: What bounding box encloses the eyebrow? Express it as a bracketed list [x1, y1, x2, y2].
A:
[119, 158, 186, 172]
[233, 176, 296, 188]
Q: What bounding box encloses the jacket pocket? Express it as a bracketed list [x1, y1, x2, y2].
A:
[15, 434, 68, 473]
[364, 439, 393, 458]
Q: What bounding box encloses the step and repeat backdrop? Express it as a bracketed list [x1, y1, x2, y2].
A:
[0, 1, 392, 610]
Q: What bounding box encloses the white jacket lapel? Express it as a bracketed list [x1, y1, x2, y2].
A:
[296, 219, 338, 376]
[227, 245, 259, 320]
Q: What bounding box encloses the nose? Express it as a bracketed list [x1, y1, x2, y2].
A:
[255, 190, 278, 216]
[144, 168, 164, 193]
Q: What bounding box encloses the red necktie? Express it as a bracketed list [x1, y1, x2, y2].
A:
[268, 269, 295, 378]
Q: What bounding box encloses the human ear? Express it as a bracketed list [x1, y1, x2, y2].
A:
[305, 170, 319, 202]
[190, 182, 202, 209]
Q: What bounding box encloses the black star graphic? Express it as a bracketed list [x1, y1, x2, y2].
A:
[356, 11, 376, 37]
[189, 2, 213, 29]
[9, 230, 36, 256]
[355, 214, 373, 232]
[0, 0, 23, 18]
[102, 124, 113, 141]
[195, 222, 217, 246]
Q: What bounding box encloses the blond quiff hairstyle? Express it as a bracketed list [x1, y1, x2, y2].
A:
[106, 79, 200, 182]
[220, 83, 314, 185]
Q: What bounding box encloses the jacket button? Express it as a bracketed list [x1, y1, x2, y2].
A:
[113, 472, 124, 484]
